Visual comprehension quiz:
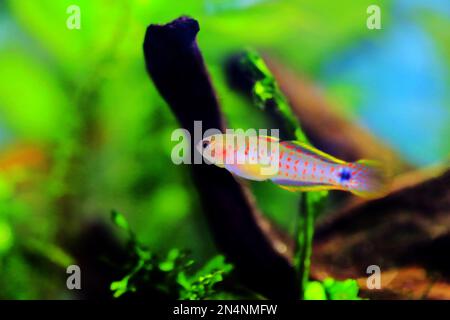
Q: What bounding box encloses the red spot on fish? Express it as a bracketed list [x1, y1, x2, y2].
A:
[286, 164, 290, 169]
[320, 169, 324, 174]
[302, 169, 306, 175]
[295, 160, 299, 165]
[289, 152, 294, 156]
[285, 172, 289, 177]
[305, 161, 308, 166]
[328, 178, 333, 183]
[280, 151, 284, 159]
[287, 157, 291, 162]
[293, 166, 298, 172]
[330, 167, 335, 173]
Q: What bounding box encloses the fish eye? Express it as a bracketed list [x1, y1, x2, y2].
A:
[202, 140, 210, 149]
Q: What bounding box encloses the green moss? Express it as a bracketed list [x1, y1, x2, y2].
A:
[110, 212, 233, 300]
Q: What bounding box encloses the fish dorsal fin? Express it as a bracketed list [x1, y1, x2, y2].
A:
[281, 141, 346, 165]
[258, 135, 280, 142]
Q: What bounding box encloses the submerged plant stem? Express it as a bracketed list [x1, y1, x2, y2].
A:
[295, 193, 314, 298]
[228, 49, 326, 299]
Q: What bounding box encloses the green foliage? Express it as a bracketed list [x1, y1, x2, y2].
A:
[305, 278, 362, 300]
[0, 218, 13, 255]
[110, 211, 233, 300]
[323, 278, 361, 300]
[177, 255, 234, 300]
[111, 210, 130, 233]
[237, 48, 308, 143]
[304, 281, 327, 300]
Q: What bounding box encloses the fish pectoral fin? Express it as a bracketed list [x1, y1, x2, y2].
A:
[215, 161, 225, 168]
[224, 164, 267, 181]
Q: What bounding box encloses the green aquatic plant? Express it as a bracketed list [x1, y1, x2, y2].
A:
[110, 211, 233, 300]
[305, 278, 362, 300]
[177, 255, 233, 300]
[232, 49, 329, 299]
[238, 50, 365, 300]
[241, 49, 308, 143]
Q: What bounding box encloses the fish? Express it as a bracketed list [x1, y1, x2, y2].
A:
[196, 133, 390, 199]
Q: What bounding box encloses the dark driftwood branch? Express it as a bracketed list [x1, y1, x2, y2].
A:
[143, 16, 297, 299]
[312, 167, 450, 299]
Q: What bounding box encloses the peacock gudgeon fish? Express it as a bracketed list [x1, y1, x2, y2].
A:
[197, 134, 390, 199]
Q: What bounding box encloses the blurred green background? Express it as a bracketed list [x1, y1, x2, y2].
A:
[0, 0, 448, 299]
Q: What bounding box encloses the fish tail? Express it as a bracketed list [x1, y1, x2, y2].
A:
[349, 159, 391, 199]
